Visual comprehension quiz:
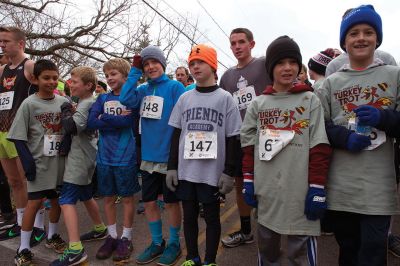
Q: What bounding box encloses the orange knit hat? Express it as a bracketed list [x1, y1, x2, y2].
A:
[188, 44, 217, 71]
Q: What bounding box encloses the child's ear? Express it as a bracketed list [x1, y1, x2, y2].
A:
[30, 74, 38, 85]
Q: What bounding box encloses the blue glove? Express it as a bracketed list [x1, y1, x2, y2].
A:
[304, 185, 327, 221]
[354, 105, 381, 127]
[242, 175, 257, 208]
[346, 132, 371, 152]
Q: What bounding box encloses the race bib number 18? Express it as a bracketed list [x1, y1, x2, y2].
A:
[0, 91, 14, 110]
[141, 96, 164, 119]
[184, 131, 217, 159]
[233, 86, 256, 110]
[43, 135, 62, 156]
[259, 129, 295, 161]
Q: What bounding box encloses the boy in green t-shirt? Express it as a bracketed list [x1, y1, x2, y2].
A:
[8, 59, 68, 266]
[241, 36, 331, 265]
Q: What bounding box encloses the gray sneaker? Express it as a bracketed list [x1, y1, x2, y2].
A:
[221, 230, 254, 248]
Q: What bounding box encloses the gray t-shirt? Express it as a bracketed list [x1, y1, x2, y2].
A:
[241, 91, 329, 235]
[220, 57, 272, 119]
[317, 64, 400, 215]
[169, 88, 242, 186]
[8, 94, 68, 192]
[325, 50, 397, 77]
[63, 97, 98, 185]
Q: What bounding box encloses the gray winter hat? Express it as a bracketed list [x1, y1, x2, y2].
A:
[140, 45, 167, 70]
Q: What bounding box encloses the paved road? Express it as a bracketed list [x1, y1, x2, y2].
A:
[1, 192, 400, 265]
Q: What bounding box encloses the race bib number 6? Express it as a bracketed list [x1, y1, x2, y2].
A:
[43, 135, 62, 156]
[104, 101, 126, 115]
[141, 96, 164, 119]
[259, 129, 295, 161]
[184, 131, 217, 159]
[0, 91, 14, 110]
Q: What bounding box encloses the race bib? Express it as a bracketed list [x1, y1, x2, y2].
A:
[43, 135, 62, 156]
[184, 131, 217, 159]
[259, 129, 295, 161]
[141, 96, 163, 119]
[348, 117, 386, 150]
[364, 128, 386, 150]
[104, 100, 126, 115]
[0, 91, 14, 110]
[233, 86, 256, 110]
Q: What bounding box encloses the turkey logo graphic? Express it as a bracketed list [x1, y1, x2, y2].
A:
[3, 76, 16, 90]
[259, 106, 309, 135]
[342, 83, 392, 114]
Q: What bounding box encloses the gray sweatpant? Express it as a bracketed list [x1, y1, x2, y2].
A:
[257, 223, 317, 266]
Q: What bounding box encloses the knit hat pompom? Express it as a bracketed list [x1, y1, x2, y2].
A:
[141, 45, 167, 70]
[308, 48, 335, 76]
[339, 5, 382, 51]
[188, 44, 218, 71]
[265, 36, 302, 81]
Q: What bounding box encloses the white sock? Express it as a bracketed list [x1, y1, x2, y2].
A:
[33, 208, 45, 229]
[107, 224, 118, 239]
[121, 227, 132, 240]
[48, 222, 58, 239]
[19, 230, 32, 251]
[16, 208, 25, 226]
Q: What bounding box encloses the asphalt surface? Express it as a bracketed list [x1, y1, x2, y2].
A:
[0, 192, 400, 266]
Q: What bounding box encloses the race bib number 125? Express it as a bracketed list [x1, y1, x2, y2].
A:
[0, 91, 14, 110]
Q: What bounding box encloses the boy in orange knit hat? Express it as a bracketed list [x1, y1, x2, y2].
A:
[166, 44, 242, 266]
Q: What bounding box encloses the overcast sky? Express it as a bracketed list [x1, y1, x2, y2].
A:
[160, 0, 400, 75]
[76, 0, 400, 77]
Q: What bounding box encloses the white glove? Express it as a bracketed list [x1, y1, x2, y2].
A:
[218, 173, 234, 194]
[166, 170, 178, 192]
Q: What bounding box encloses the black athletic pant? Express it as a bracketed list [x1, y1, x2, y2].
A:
[0, 167, 13, 214]
[329, 210, 390, 266]
[182, 200, 221, 263]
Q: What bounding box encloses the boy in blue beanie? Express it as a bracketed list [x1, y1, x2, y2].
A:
[317, 5, 400, 266]
[120, 45, 185, 266]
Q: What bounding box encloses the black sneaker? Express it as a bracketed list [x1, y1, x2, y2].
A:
[14, 248, 33, 266]
[0, 214, 16, 231]
[30, 227, 47, 247]
[80, 228, 108, 242]
[0, 223, 20, 241]
[50, 248, 88, 266]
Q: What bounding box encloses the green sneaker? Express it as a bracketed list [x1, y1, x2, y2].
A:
[136, 240, 165, 264]
[158, 242, 181, 266]
[181, 257, 201, 266]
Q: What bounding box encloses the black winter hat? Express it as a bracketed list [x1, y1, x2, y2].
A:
[265, 36, 302, 81]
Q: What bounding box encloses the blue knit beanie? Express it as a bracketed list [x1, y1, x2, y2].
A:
[140, 45, 167, 70]
[340, 5, 382, 51]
